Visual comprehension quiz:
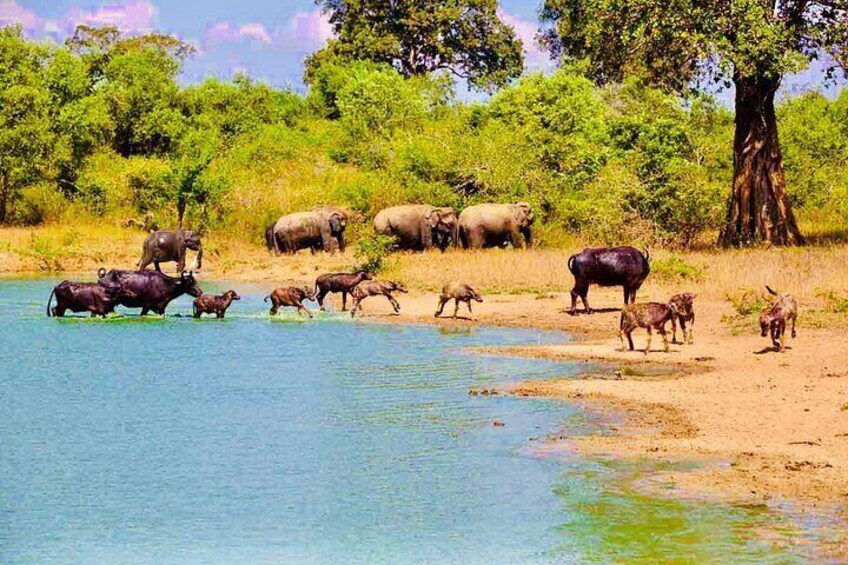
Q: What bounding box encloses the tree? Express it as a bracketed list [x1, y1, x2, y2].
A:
[307, 0, 524, 92]
[0, 27, 57, 223]
[540, 0, 848, 246]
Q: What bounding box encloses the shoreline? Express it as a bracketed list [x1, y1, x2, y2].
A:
[6, 268, 848, 534]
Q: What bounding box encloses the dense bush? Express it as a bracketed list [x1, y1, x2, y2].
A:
[2, 25, 847, 247]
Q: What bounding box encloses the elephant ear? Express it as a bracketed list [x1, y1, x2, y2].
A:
[424, 210, 439, 228]
[328, 212, 344, 233]
[514, 202, 534, 226]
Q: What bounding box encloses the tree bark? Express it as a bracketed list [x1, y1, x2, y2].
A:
[719, 74, 804, 246]
[0, 173, 8, 225]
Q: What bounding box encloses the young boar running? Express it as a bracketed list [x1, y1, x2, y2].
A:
[264, 286, 316, 318]
[193, 290, 240, 319]
[350, 280, 408, 318]
[760, 286, 798, 352]
[619, 301, 678, 354]
[669, 292, 696, 345]
[314, 271, 372, 311]
[434, 282, 483, 320]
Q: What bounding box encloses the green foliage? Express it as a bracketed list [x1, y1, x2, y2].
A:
[336, 66, 426, 138]
[354, 233, 397, 274]
[650, 255, 705, 283]
[0, 26, 847, 248]
[307, 0, 524, 92]
[814, 289, 848, 314]
[726, 288, 768, 317]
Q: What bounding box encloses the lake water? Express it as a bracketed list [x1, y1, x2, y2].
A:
[0, 279, 842, 563]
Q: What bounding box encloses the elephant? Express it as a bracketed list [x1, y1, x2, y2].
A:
[373, 204, 458, 251]
[138, 230, 203, 273]
[265, 207, 347, 255]
[457, 202, 534, 249]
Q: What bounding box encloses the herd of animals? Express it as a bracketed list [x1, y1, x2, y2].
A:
[44, 202, 799, 353]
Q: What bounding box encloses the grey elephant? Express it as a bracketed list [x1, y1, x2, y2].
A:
[458, 202, 534, 249]
[373, 204, 458, 251]
[265, 207, 347, 255]
[138, 230, 203, 273]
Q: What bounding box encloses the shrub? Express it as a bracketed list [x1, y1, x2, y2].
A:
[353, 234, 397, 274]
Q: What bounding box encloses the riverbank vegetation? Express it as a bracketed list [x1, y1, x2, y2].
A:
[2, 23, 848, 255]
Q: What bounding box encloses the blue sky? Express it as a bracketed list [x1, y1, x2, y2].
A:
[3, 0, 550, 93]
[1, 0, 842, 100]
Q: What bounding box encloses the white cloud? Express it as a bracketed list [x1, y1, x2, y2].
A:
[498, 9, 555, 74]
[0, 0, 157, 36]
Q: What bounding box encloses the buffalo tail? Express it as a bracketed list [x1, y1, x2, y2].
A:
[46, 287, 55, 317]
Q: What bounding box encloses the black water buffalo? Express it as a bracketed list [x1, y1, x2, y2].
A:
[138, 230, 203, 273]
[567, 246, 650, 314]
[98, 268, 202, 315]
[46, 281, 127, 318]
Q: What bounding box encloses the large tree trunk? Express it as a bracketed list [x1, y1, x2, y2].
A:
[0, 173, 8, 224]
[719, 74, 804, 247]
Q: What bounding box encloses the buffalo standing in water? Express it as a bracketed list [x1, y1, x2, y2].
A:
[567, 247, 650, 314]
[98, 268, 202, 316]
[46, 281, 127, 318]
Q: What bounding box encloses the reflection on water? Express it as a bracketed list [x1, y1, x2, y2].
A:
[0, 280, 842, 564]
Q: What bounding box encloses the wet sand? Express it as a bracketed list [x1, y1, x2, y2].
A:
[342, 287, 848, 519]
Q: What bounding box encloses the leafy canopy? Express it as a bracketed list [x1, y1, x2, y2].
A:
[307, 0, 524, 91]
[539, 0, 848, 89]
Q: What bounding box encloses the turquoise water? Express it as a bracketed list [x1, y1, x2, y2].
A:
[0, 279, 841, 563]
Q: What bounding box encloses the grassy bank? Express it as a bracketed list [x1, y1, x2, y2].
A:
[4, 222, 848, 330]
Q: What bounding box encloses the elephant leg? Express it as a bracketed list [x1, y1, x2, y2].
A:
[510, 229, 523, 249]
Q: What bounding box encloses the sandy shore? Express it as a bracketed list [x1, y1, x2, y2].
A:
[331, 287, 848, 519]
[6, 249, 848, 528]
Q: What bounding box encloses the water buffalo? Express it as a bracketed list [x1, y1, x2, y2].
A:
[98, 268, 202, 316]
[46, 281, 126, 318]
[567, 247, 650, 314]
[193, 290, 240, 319]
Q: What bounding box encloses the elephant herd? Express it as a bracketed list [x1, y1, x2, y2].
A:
[264, 202, 535, 254]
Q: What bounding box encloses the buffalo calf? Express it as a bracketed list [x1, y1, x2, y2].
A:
[669, 293, 696, 344]
[350, 280, 407, 318]
[434, 282, 483, 319]
[315, 271, 372, 311]
[760, 286, 797, 352]
[193, 290, 240, 319]
[619, 302, 677, 354]
[265, 286, 316, 317]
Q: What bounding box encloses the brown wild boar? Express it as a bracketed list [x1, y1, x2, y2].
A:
[619, 302, 677, 354]
[434, 282, 483, 319]
[350, 280, 408, 318]
[264, 286, 316, 318]
[193, 290, 240, 319]
[669, 292, 696, 344]
[760, 286, 798, 352]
